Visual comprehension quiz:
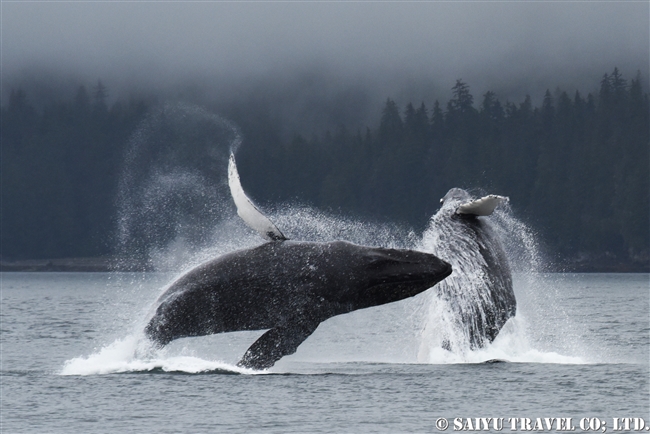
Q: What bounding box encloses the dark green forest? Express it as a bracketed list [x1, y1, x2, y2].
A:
[2, 68, 648, 270]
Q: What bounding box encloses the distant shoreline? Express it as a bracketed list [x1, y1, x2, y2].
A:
[1, 257, 647, 273]
[0, 258, 153, 273]
[562, 261, 649, 273]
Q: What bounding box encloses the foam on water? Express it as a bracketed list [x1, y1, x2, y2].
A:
[423, 316, 586, 365]
[415, 292, 588, 365]
[60, 334, 260, 376]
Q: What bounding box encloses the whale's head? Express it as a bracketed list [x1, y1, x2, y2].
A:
[325, 241, 452, 311]
[439, 188, 472, 213]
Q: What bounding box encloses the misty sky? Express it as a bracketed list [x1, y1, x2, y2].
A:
[2, 1, 648, 125]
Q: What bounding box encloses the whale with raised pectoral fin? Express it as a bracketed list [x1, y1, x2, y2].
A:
[145, 154, 452, 370]
[421, 188, 515, 352]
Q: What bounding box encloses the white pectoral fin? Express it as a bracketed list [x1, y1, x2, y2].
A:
[228, 153, 287, 241]
[456, 194, 508, 216]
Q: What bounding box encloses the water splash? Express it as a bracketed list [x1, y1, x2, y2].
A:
[416, 189, 514, 357]
[115, 102, 241, 270]
[61, 333, 259, 376]
[416, 195, 589, 364]
[270, 205, 416, 248]
[63, 204, 588, 376]
[62, 104, 591, 376]
[424, 315, 585, 365]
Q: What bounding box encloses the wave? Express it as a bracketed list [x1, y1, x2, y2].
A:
[60, 335, 260, 376]
[420, 316, 586, 365]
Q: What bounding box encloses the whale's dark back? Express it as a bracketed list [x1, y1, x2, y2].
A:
[145, 240, 452, 347]
[145, 242, 339, 345]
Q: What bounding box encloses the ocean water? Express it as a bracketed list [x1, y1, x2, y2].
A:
[4, 102, 646, 433]
[1, 271, 648, 433]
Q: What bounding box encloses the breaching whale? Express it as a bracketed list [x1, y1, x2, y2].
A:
[145, 154, 452, 370]
[423, 188, 516, 351]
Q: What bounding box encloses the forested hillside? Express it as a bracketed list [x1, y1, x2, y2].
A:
[2, 69, 648, 270]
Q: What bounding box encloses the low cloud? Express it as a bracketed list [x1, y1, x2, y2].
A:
[3, 1, 648, 131]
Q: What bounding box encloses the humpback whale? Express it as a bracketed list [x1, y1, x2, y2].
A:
[423, 188, 515, 351]
[145, 155, 452, 369]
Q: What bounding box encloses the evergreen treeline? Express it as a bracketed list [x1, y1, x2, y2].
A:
[2, 82, 149, 258]
[236, 68, 649, 268]
[2, 69, 648, 269]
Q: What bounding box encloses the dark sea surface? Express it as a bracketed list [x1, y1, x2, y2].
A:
[1, 272, 648, 433]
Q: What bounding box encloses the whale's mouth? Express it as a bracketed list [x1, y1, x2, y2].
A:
[369, 257, 452, 286]
[370, 271, 448, 288]
[363, 259, 452, 303]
